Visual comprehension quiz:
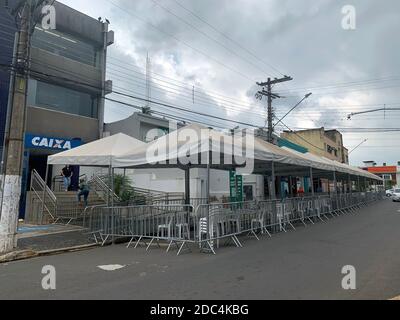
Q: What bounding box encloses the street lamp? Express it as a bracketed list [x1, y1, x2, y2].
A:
[273, 93, 313, 129]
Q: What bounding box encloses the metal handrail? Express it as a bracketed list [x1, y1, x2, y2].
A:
[89, 174, 121, 203]
[30, 169, 57, 220]
[92, 173, 185, 205]
[31, 169, 57, 202]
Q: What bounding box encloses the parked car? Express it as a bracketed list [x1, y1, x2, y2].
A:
[386, 189, 394, 197]
[392, 189, 400, 202]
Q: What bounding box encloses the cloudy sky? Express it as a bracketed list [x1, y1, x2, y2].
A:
[59, 0, 400, 166]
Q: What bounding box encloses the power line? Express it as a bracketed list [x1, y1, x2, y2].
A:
[106, 0, 256, 83]
[149, 0, 276, 78]
[26, 57, 268, 118]
[277, 75, 400, 93]
[111, 90, 263, 128]
[107, 66, 261, 113]
[106, 97, 230, 129]
[170, 0, 286, 77]
[278, 120, 326, 152]
[107, 59, 258, 109]
[19, 61, 400, 133]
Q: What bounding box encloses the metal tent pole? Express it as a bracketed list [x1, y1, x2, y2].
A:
[271, 161, 276, 200]
[310, 167, 315, 197]
[333, 171, 338, 211]
[111, 166, 115, 244]
[348, 174, 352, 195]
[185, 167, 191, 206]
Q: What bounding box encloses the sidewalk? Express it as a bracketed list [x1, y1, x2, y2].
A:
[0, 224, 98, 263]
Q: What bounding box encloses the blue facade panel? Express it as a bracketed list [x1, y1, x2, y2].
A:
[278, 137, 309, 154]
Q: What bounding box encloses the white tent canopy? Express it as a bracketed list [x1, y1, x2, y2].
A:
[47, 125, 381, 181]
[112, 124, 319, 169]
[47, 133, 146, 166]
[111, 124, 381, 181]
[281, 147, 381, 181]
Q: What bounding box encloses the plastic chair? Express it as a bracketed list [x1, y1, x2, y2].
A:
[158, 215, 173, 239]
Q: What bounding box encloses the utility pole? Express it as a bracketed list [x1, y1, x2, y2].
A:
[256, 76, 293, 143]
[0, 0, 32, 254]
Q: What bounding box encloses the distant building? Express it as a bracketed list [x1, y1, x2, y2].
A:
[255, 129, 309, 153]
[280, 128, 349, 164]
[104, 112, 172, 142]
[361, 161, 400, 188]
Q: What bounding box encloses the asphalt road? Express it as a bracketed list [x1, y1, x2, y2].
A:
[1, 199, 400, 300]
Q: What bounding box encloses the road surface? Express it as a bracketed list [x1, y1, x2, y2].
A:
[1, 199, 399, 300]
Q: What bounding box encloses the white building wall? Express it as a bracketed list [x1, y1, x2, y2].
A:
[117, 168, 265, 200]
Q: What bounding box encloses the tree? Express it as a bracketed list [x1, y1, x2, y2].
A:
[113, 174, 134, 202]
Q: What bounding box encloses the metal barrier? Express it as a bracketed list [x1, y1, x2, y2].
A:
[84, 204, 195, 255]
[195, 201, 258, 254]
[81, 191, 384, 255]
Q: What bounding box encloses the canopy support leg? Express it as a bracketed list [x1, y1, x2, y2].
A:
[185, 167, 191, 206]
[271, 161, 276, 200]
[310, 167, 315, 197]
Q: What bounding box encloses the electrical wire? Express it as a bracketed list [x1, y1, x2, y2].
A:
[106, 0, 256, 83]
[170, 0, 286, 77]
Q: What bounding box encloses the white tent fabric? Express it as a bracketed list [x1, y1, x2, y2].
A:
[48, 125, 381, 181]
[112, 124, 322, 169]
[112, 124, 381, 181]
[329, 158, 381, 180]
[282, 147, 381, 180]
[47, 133, 146, 166]
[281, 147, 341, 172]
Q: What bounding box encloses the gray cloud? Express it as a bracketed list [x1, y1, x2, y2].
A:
[60, 0, 400, 165]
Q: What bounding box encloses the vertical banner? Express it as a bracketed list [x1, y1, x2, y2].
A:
[236, 175, 244, 202]
[229, 170, 237, 202]
[229, 170, 244, 203]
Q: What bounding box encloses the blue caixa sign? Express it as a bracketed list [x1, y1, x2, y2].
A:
[25, 134, 82, 151]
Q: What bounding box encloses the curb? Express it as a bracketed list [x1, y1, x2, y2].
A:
[37, 243, 99, 256]
[0, 250, 38, 263]
[0, 243, 99, 264]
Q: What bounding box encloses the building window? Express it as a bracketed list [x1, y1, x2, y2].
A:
[32, 27, 99, 67]
[28, 79, 98, 118]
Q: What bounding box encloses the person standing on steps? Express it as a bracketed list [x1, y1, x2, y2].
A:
[77, 178, 90, 207]
[61, 165, 73, 192]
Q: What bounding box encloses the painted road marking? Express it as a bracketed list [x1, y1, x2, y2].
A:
[97, 264, 126, 271]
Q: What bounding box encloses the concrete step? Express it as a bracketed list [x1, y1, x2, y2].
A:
[37, 191, 104, 202]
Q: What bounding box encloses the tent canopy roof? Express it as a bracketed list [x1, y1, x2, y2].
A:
[46, 125, 382, 181]
[111, 124, 381, 181]
[47, 133, 146, 166]
[281, 147, 381, 180]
